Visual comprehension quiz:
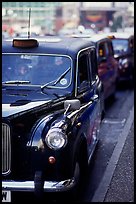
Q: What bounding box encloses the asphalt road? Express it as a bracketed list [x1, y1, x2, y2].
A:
[91, 106, 134, 202]
[76, 86, 134, 202]
[103, 120, 134, 202]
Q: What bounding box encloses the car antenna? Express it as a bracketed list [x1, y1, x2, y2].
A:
[28, 8, 31, 38]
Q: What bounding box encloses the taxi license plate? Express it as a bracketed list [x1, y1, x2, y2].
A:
[2, 191, 11, 202]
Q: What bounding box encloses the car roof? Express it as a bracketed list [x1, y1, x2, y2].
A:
[70, 33, 112, 43]
[107, 32, 134, 39]
[2, 36, 95, 58]
[87, 33, 112, 42]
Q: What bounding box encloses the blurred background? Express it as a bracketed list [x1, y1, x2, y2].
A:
[2, 2, 134, 38]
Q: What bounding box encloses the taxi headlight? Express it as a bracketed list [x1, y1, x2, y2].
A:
[45, 128, 67, 150]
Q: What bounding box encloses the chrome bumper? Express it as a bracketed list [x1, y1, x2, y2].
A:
[2, 178, 76, 192]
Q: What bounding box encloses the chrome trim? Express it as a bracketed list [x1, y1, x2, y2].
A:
[75, 45, 96, 97]
[2, 123, 11, 175]
[2, 178, 76, 192]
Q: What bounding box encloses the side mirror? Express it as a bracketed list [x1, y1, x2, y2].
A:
[64, 99, 81, 113]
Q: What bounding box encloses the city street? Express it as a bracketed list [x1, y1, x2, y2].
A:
[2, 3, 134, 203]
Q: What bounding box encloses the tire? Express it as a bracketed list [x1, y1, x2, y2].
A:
[34, 171, 44, 200]
[69, 141, 89, 201]
[67, 161, 80, 201]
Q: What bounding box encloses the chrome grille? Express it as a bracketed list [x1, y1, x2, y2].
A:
[2, 123, 11, 175]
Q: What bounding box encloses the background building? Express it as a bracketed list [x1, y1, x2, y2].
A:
[2, 2, 62, 35]
[2, 2, 134, 37]
[79, 2, 134, 32]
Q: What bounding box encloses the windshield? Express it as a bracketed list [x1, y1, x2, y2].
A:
[112, 39, 128, 54]
[2, 54, 72, 88]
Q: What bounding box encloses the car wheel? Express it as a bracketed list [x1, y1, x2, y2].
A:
[34, 171, 44, 200]
[67, 161, 80, 201]
[78, 141, 89, 184]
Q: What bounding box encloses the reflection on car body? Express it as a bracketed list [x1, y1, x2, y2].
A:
[108, 32, 134, 85]
[2, 36, 104, 201]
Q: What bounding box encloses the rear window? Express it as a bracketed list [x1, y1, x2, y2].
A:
[112, 39, 128, 54]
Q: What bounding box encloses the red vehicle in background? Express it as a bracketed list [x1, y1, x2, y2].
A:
[72, 33, 119, 100]
[90, 34, 119, 100]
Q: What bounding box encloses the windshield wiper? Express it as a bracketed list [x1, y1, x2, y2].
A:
[2, 80, 31, 84]
[41, 67, 71, 91]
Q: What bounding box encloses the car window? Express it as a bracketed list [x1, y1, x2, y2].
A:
[112, 39, 128, 54]
[98, 41, 109, 58]
[107, 41, 114, 56]
[2, 54, 72, 88]
[77, 51, 91, 92]
[89, 48, 98, 82]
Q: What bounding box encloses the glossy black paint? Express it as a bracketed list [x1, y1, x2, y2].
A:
[2, 36, 104, 199]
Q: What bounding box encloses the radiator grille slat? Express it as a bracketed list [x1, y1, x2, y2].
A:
[2, 123, 11, 175]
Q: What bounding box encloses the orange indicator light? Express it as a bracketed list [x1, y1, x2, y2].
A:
[12, 39, 39, 48]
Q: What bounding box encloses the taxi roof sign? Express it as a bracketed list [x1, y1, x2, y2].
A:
[107, 35, 115, 39]
[12, 38, 39, 48]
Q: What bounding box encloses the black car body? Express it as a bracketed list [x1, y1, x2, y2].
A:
[2, 36, 104, 201]
[108, 32, 134, 84]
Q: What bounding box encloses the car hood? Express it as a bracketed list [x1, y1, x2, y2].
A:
[2, 85, 71, 118]
[2, 101, 52, 118]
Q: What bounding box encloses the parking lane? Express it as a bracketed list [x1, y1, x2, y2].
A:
[76, 88, 134, 202]
[91, 106, 134, 202]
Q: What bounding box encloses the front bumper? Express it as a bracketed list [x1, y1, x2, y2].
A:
[2, 178, 76, 193]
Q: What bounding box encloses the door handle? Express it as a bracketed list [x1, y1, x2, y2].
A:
[91, 94, 99, 101]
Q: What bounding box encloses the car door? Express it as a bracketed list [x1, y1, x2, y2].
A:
[76, 48, 100, 159]
[97, 40, 117, 99]
[107, 39, 118, 92]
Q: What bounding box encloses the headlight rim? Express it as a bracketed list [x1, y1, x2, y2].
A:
[45, 128, 67, 150]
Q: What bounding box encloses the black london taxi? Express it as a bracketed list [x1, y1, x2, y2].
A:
[2, 36, 104, 201]
[108, 32, 134, 85]
[70, 33, 119, 100]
